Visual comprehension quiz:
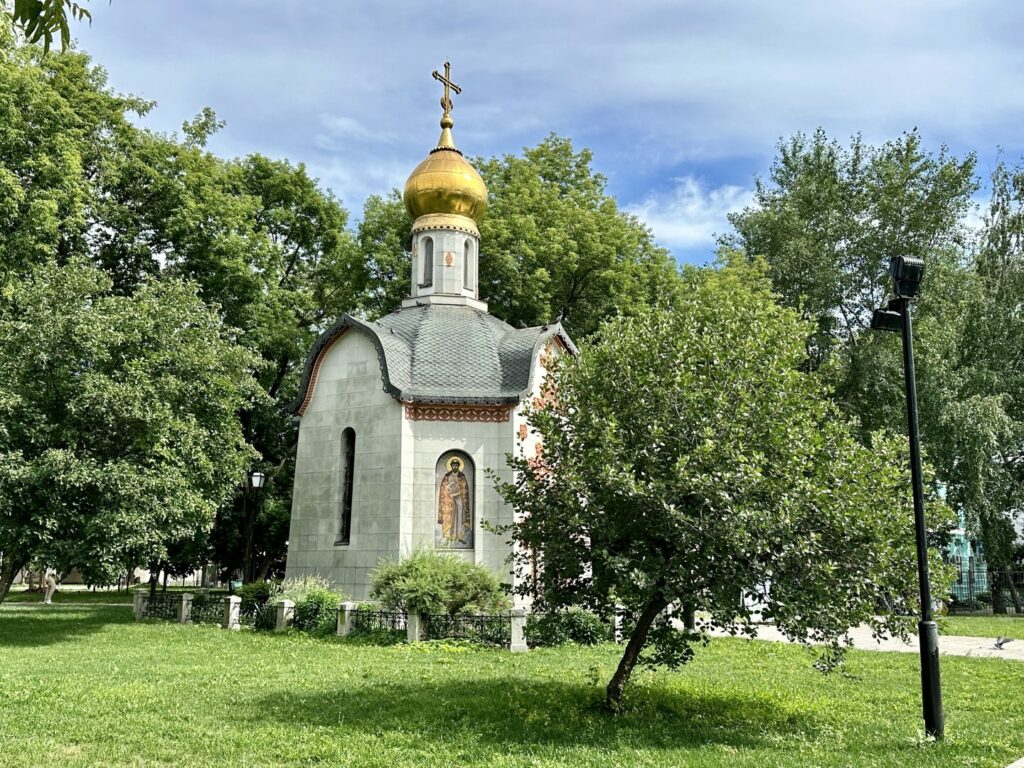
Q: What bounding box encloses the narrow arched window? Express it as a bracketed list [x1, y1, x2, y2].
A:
[337, 427, 356, 545]
[435, 451, 474, 549]
[463, 239, 471, 290]
[422, 237, 433, 287]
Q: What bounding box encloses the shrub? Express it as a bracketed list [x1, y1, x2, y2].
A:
[526, 606, 611, 647]
[277, 576, 346, 635]
[370, 550, 509, 617]
[252, 601, 279, 631]
[236, 580, 278, 608]
[293, 588, 342, 635]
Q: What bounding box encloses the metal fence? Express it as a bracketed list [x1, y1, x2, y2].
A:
[422, 612, 512, 646]
[190, 594, 223, 625]
[351, 608, 407, 635]
[947, 564, 1024, 616]
[141, 592, 179, 620]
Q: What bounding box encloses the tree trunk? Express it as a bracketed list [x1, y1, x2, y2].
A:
[1005, 567, 1022, 614]
[605, 597, 669, 710]
[682, 602, 696, 631]
[162, 566, 169, 593]
[0, 554, 28, 605]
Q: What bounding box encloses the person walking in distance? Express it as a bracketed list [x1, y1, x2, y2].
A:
[42, 570, 57, 604]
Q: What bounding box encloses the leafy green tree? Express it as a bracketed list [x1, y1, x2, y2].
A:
[0, 32, 148, 282]
[723, 130, 1023, 609]
[0, 260, 259, 603]
[92, 123, 364, 584]
[724, 129, 976, 373]
[0, 35, 365, 582]
[496, 258, 951, 709]
[5, 0, 91, 52]
[942, 161, 1024, 611]
[354, 135, 683, 337]
[356, 190, 412, 318]
[476, 135, 682, 336]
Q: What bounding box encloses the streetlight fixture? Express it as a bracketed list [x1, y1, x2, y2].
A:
[241, 470, 267, 586]
[871, 255, 943, 740]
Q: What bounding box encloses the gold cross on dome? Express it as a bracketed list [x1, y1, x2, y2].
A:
[432, 61, 461, 115]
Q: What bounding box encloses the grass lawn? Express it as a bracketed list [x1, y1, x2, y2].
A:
[4, 586, 223, 605]
[941, 614, 1024, 641]
[4, 588, 133, 604]
[0, 606, 1022, 767]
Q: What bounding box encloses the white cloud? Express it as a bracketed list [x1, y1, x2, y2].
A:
[314, 115, 398, 151]
[626, 177, 754, 252]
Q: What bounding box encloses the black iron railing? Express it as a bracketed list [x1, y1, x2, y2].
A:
[422, 613, 511, 646]
[351, 608, 407, 634]
[947, 565, 1024, 616]
[141, 592, 178, 621]
[190, 594, 223, 625]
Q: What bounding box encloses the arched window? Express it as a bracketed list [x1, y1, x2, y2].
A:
[435, 450, 474, 549]
[463, 239, 471, 290]
[336, 427, 356, 545]
[421, 237, 433, 287]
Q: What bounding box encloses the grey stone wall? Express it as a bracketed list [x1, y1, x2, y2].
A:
[285, 330, 403, 599]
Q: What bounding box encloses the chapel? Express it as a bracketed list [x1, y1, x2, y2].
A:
[284, 63, 575, 601]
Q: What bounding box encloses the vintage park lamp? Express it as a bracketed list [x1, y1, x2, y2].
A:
[250, 470, 266, 491]
[237, 470, 267, 589]
[870, 255, 944, 740]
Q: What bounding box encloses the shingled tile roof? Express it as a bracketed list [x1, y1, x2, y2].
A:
[292, 305, 576, 412]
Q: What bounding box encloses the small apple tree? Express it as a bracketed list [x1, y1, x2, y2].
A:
[496, 258, 950, 709]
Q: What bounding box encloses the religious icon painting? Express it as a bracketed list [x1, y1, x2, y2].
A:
[436, 450, 474, 549]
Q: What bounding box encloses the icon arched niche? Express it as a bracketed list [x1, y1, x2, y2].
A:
[435, 451, 474, 549]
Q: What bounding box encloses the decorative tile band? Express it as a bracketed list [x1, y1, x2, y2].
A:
[404, 403, 512, 423]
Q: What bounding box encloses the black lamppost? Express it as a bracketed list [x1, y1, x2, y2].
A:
[871, 255, 944, 740]
[242, 470, 266, 586]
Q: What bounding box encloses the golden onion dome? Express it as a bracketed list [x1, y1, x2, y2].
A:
[403, 112, 488, 237]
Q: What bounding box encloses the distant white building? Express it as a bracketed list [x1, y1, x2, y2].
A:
[284, 68, 574, 600]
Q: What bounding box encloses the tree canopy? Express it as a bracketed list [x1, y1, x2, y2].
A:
[0, 261, 259, 601]
[496, 258, 952, 708]
[724, 130, 1022, 610]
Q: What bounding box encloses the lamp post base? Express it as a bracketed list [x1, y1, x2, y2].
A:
[918, 620, 944, 739]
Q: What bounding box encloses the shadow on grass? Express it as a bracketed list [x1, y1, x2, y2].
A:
[254, 676, 818, 752]
[0, 605, 128, 647]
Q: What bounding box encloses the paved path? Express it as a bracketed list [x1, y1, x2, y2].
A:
[708, 624, 1024, 661]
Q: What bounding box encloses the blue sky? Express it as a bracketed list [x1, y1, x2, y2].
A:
[74, 1, 1024, 264]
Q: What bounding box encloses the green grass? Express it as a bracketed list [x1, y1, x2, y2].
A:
[941, 614, 1024, 640]
[4, 588, 133, 604]
[0, 606, 1022, 767]
[5, 585, 223, 604]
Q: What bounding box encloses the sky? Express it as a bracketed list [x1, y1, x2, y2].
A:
[72, 0, 1024, 265]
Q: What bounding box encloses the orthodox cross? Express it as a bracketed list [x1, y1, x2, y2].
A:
[432, 61, 461, 115]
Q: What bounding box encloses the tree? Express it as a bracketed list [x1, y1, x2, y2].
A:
[724, 129, 976, 374]
[0, 32, 149, 283]
[93, 128, 364, 581]
[947, 160, 1024, 612]
[495, 258, 952, 709]
[0, 34, 365, 582]
[354, 135, 683, 337]
[724, 129, 1022, 611]
[0, 260, 259, 603]
[5, 0, 91, 52]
